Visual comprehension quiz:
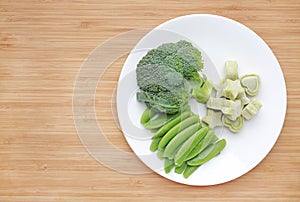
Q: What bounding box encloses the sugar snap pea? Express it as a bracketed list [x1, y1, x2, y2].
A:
[150, 128, 159, 133]
[187, 139, 226, 166]
[152, 110, 192, 139]
[144, 112, 178, 130]
[164, 158, 174, 173]
[185, 129, 217, 161]
[163, 123, 201, 159]
[145, 105, 190, 130]
[190, 143, 214, 162]
[157, 149, 164, 160]
[174, 127, 209, 167]
[140, 107, 158, 124]
[175, 162, 187, 174]
[183, 165, 200, 179]
[167, 145, 181, 160]
[157, 115, 200, 150]
[150, 137, 162, 152]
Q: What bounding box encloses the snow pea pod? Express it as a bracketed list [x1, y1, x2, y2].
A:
[152, 110, 192, 139]
[183, 165, 200, 179]
[175, 162, 187, 174]
[185, 129, 217, 161]
[150, 137, 162, 152]
[187, 139, 226, 166]
[157, 115, 200, 150]
[157, 149, 164, 160]
[164, 158, 174, 173]
[140, 107, 158, 124]
[162, 123, 201, 159]
[174, 127, 209, 167]
[144, 105, 190, 129]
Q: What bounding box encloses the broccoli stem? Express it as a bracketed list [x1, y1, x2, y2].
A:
[191, 80, 213, 103]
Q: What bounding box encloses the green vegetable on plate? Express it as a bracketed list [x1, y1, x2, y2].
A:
[187, 139, 226, 166]
[136, 40, 212, 114]
[163, 123, 201, 159]
[157, 115, 200, 150]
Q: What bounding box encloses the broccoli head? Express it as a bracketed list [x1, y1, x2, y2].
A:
[136, 64, 191, 114]
[136, 40, 212, 113]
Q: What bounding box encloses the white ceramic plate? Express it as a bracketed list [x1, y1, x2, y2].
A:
[116, 14, 287, 186]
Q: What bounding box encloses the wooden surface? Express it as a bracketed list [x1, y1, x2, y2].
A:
[1, 0, 299, 201]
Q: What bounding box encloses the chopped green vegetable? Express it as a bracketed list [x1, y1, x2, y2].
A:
[194, 80, 213, 103]
[221, 79, 244, 100]
[206, 98, 242, 121]
[237, 91, 250, 107]
[225, 60, 239, 80]
[242, 98, 262, 120]
[206, 97, 233, 112]
[204, 61, 262, 132]
[222, 115, 244, 133]
[225, 100, 242, 121]
[202, 109, 223, 128]
[240, 74, 260, 96]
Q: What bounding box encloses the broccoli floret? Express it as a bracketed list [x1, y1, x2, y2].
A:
[137, 64, 185, 92]
[138, 40, 203, 77]
[136, 40, 211, 113]
[136, 64, 191, 114]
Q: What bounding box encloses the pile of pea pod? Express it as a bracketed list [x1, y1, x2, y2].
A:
[141, 105, 226, 178]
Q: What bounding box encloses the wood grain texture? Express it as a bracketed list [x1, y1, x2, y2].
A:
[0, 0, 299, 201]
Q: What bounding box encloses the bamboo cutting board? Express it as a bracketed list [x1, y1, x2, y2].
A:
[0, 0, 299, 201]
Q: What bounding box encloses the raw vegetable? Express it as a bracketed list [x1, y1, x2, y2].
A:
[206, 98, 242, 121]
[144, 110, 183, 129]
[164, 158, 174, 173]
[221, 79, 244, 100]
[157, 115, 200, 150]
[136, 63, 192, 114]
[157, 149, 164, 160]
[242, 98, 262, 120]
[237, 91, 250, 107]
[174, 127, 209, 167]
[152, 110, 191, 139]
[185, 129, 217, 161]
[225, 60, 239, 80]
[136, 40, 212, 114]
[145, 108, 226, 178]
[187, 139, 226, 166]
[136, 41, 231, 179]
[175, 162, 187, 174]
[202, 109, 223, 128]
[162, 123, 201, 158]
[222, 115, 244, 133]
[183, 165, 200, 179]
[140, 107, 158, 124]
[150, 137, 162, 152]
[203, 60, 262, 132]
[240, 74, 260, 96]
